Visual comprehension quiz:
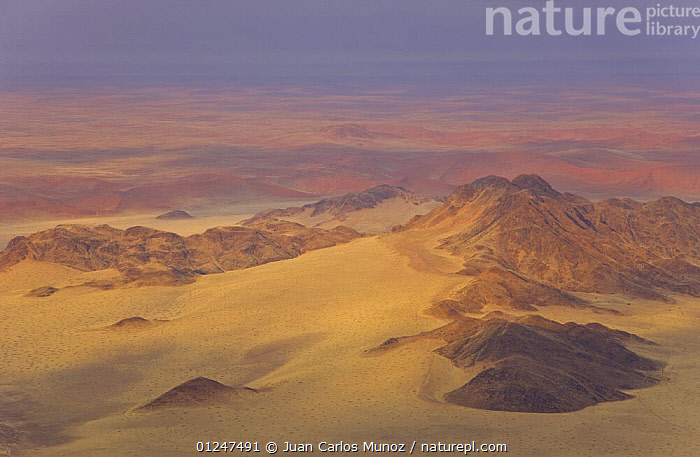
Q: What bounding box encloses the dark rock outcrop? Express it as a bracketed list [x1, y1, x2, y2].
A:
[0, 221, 360, 287]
[372, 313, 662, 413]
[109, 317, 153, 329]
[26, 286, 59, 297]
[156, 210, 193, 220]
[138, 377, 257, 410]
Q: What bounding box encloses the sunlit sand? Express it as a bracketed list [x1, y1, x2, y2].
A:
[1, 231, 697, 456]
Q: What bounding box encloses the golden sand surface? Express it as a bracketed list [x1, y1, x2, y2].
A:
[0, 233, 698, 456]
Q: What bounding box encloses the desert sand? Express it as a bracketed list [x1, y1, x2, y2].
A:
[1, 226, 698, 456]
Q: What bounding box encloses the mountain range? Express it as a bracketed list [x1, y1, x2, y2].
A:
[399, 174, 700, 312]
[2, 175, 698, 307]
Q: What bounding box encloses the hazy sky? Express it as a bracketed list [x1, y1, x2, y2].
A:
[2, 0, 698, 88]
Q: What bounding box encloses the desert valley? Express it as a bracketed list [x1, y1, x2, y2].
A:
[2, 2, 700, 454]
[1, 174, 699, 456]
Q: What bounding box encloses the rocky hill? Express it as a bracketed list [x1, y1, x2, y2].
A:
[371, 312, 662, 413]
[155, 210, 193, 220]
[0, 221, 360, 287]
[242, 184, 441, 234]
[138, 377, 257, 410]
[399, 174, 700, 312]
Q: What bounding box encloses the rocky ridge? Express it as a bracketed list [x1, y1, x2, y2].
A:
[0, 220, 360, 287]
[400, 174, 700, 312]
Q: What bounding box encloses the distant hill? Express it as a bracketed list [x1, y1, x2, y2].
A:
[0, 174, 315, 223]
[117, 174, 313, 210]
[156, 210, 193, 220]
[321, 123, 378, 139]
[2, 150, 699, 224]
[242, 184, 441, 234]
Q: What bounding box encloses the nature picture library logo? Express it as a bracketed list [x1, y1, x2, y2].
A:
[486, 1, 700, 38]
